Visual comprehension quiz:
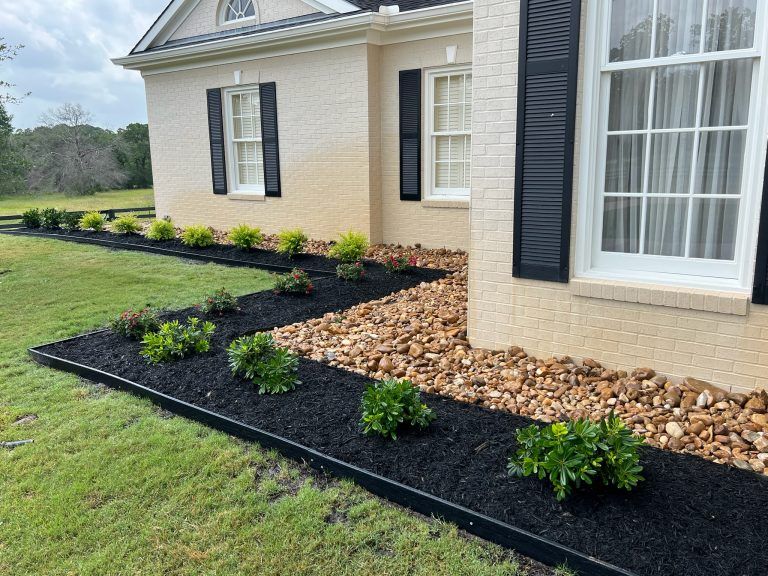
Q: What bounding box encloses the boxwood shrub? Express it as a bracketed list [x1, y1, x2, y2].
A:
[21, 208, 42, 228]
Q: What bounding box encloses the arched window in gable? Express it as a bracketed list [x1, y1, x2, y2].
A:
[224, 0, 256, 22]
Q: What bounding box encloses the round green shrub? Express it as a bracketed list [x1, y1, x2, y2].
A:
[146, 219, 176, 241]
[180, 225, 215, 248]
[329, 231, 369, 262]
[41, 208, 64, 229]
[276, 228, 308, 258]
[21, 208, 42, 229]
[111, 215, 142, 234]
[229, 224, 264, 250]
[80, 211, 106, 232]
[60, 211, 83, 231]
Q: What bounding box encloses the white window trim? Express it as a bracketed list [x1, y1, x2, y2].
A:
[575, 0, 768, 293]
[223, 85, 265, 196]
[218, 0, 259, 26]
[423, 65, 472, 202]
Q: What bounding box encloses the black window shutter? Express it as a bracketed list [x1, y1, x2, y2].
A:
[207, 88, 228, 195]
[513, 0, 582, 283]
[399, 69, 422, 201]
[752, 151, 768, 304]
[259, 82, 282, 198]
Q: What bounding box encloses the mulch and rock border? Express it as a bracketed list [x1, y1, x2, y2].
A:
[31, 282, 768, 576]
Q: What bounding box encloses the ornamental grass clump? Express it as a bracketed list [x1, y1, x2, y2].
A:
[229, 224, 264, 250]
[21, 208, 42, 228]
[181, 225, 215, 248]
[360, 378, 435, 440]
[276, 228, 307, 258]
[336, 261, 366, 282]
[383, 254, 417, 274]
[110, 308, 161, 340]
[79, 211, 106, 232]
[507, 413, 644, 501]
[228, 333, 300, 394]
[141, 317, 215, 364]
[198, 288, 239, 315]
[274, 268, 313, 295]
[111, 214, 142, 234]
[146, 219, 176, 241]
[329, 231, 369, 262]
[41, 208, 63, 229]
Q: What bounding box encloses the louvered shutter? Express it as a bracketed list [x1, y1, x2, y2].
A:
[752, 156, 768, 304]
[259, 82, 282, 197]
[513, 0, 582, 282]
[207, 88, 228, 195]
[399, 69, 422, 201]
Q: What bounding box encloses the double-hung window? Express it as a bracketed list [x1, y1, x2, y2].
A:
[225, 87, 265, 195]
[579, 0, 766, 290]
[426, 68, 472, 199]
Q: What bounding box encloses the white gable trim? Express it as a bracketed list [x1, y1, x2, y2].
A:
[133, 0, 359, 54]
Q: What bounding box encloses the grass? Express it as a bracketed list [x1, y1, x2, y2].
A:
[0, 235, 549, 576]
[0, 189, 154, 216]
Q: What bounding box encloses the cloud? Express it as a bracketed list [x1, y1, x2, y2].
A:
[0, 0, 164, 129]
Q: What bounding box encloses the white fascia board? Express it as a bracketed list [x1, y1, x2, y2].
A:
[114, 1, 473, 71]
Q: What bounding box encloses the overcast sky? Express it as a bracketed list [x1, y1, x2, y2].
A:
[0, 0, 166, 130]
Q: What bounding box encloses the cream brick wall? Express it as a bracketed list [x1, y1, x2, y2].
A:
[377, 34, 472, 250]
[145, 44, 375, 240]
[169, 0, 318, 42]
[468, 0, 768, 393]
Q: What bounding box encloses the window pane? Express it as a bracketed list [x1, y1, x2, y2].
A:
[694, 130, 746, 194]
[464, 76, 472, 131]
[701, 59, 752, 127]
[434, 76, 449, 105]
[232, 94, 242, 116]
[435, 162, 450, 188]
[654, 65, 699, 129]
[690, 198, 739, 259]
[656, 0, 704, 57]
[602, 197, 642, 253]
[447, 104, 464, 131]
[434, 105, 448, 132]
[644, 197, 689, 256]
[435, 136, 450, 162]
[648, 132, 695, 194]
[705, 0, 757, 52]
[449, 75, 464, 103]
[608, 69, 652, 131]
[609, 0, 654, 62]
[449, 135, 466, 161]
[605, 134, 646, 193]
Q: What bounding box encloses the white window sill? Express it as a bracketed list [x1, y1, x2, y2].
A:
[571, 277, 750, 316]
[422, 198, 469, 209]
[228, 192, 266, 202]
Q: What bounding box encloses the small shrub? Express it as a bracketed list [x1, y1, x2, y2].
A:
[360, 379, 435, 440]
[329, 231, 369, 262]
[140, 317, 215, 364]
[273, 268, 313, 295]
[198, 288, 239, 315]
[110, 308, 161, 340]
[276, 228, 307, 258]
[146, 219, 176, 241]
[60, 211, 83, 231]
[112, 214, 142, 234]
[41, 208, 63, 229]
[507, 413, 644, 501]
[80, 211, 106, 232]
[336, 261, 366, 282]
[228, 333, 300, 394]
[181, 225, 215, 248]
[229, 224, 264, 250]
[383, 254, 417, 274]
[21, 208, 42, 228]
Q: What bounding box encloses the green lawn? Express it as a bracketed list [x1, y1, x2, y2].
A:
[0, 235, 554, 576]
[0, 189, 154, 216]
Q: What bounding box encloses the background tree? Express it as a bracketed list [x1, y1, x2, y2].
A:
[0, 38, 29, 105]
[115, 123, 153, 188]
[0, 102, 28, 195]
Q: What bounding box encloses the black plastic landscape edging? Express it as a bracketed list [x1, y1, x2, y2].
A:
[1, 230, 334, 277]
[28, 341, 636, 576]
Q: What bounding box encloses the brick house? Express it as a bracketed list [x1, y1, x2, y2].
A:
[116, 0, 768, 393]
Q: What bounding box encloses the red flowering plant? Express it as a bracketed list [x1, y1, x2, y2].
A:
[197, 288, 239, 315]
[110, 308, 161, 340]
[274, 269, 314, 295]
[336, 261, 366, 282]
[383, 254, 417, 274]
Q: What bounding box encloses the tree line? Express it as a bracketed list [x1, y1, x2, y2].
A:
[0, 38, 152, 197]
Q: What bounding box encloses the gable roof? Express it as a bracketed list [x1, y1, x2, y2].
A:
[132, 0, 467, 54]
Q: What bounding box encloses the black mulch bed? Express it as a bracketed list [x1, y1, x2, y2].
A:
[9, 229, 353, 274]
[37, 303, 768, 576]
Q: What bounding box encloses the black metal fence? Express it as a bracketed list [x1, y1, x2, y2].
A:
[0, 206, 156, 231]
